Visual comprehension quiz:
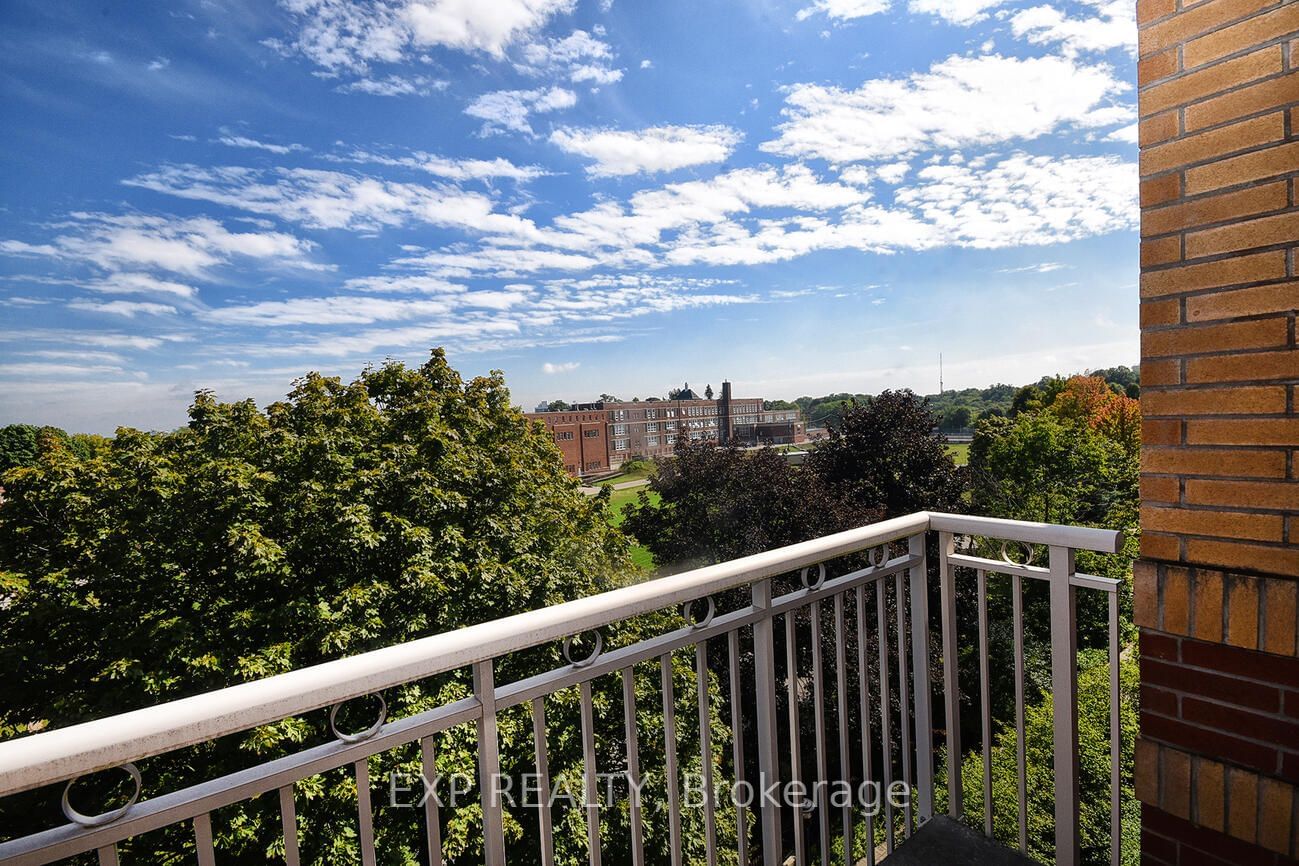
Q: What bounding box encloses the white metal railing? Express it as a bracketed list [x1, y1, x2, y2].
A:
[0, 512, 1124, 866]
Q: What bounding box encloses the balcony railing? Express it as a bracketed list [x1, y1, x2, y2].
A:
[0, 512, 1124, 866]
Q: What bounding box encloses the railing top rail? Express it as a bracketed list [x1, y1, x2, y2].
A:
[0, 511, 1122, 798]
[928, 512, 1124, 554]
[0, 511, 931, 797]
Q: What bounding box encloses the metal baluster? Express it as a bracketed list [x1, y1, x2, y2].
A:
[834, 593, 853, 864]
[907, 532, 934, 825]
[97, 847, 119, 866]
[785, 612, 807, 866]
[894, 571, 914, 838]
[1049, 546, 1080, 866]
[419, 739, 444, 866]
[194, 812, 216, 866]
[875, 581, 894, 854]
[1109, 590, 1121, 866]
[532, 698, 555, 866]
[280, 785, 302, 866]
[811, 601, 830, 866]
[855, 586, 876, 866]
[751, 579, 783, 866]
[937, 531, 962, 818]
[977, 569, 993, 838]
[661, 654, 684, 866]
[622, 669, 647, 866]
[1013, 576, 1027, 855]
[356, 758, 377, 866]
[475, 660, 507, 866]
[727, 630, 749, 866]
[697, 641, 718, 866]
[580, 680, 602, 866]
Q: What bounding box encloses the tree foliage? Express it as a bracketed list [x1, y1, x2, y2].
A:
[0, 352, 731, 865]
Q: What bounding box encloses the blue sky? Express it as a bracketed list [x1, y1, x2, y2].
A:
[1, 0, 1139, 432]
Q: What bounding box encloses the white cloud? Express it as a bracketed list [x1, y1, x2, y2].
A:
[465, 86, 577, 135]
[1107, 122, 1138, 143]
[341, 148, 548, 182]
[796, 0, 890, 22]
[88, 272, 200, 298]
[1011, 1, 1136, 55]
[639, 59, 652, 69]
[998, 262, 1068, 274]
[203, 295, 455, 326]
[908, 0, 1005, 25]
[549, 125, 743, 176]
[763, 53, 1133, 162]
[68, 300, 177, 317]
[335, 74, 449, 95]
[515, 30, 622, 84]
[272, 0, 577, 70]
[215, 133, 309, 155]
[147, 57, 170, 71]
[542, 361, 579, 373]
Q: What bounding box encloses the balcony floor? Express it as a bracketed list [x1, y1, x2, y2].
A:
[886, 817, 1042, 866]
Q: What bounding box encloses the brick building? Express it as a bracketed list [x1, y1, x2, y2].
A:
[1134, 2, 1298, 864]
[526, 380, 806, 477]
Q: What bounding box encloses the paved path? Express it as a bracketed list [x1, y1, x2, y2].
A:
[579, 478, 651, 496]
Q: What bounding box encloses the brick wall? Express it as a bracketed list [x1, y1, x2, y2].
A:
[1137, 0, 1298, 863]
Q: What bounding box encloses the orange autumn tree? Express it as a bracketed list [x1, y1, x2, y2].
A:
[1050, 375, 1141, 456]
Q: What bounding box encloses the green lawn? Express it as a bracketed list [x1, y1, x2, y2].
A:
[596, 463, 655, 487]
[947, 443, 970, 465]
[606, 485, 660, 570]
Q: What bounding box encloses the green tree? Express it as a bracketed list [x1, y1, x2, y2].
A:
[0, 352, 731, 865]
[546, 399, 572, 412]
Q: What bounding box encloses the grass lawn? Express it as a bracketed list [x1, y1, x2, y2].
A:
[606, 485, 660, 570]
[596, 463, 655, 487]
[947, 443, 970, 465]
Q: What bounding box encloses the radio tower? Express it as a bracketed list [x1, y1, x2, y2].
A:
[939, 353, 944, 394]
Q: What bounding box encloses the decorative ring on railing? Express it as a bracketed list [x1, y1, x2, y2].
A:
[869, 545, 889, 568]
[956, 534, 977, 552]
[61, 763, 142, 828]
[329, 693, 388, 744]
[562, 630, 604, 668]
[683, 596, 716, 629]
[800, 562, 827, 591]
[1000, 540, 1035, 567]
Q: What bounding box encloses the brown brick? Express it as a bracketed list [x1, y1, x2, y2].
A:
[1163, 747, 1192, 819]
[1141, 0, 1277, 58]
[1143, 532, 1181, 561]
[1142, 114, 1285, 176]
[1136, 561, 1160, 627]
[1185, 139, 1299, 194]
[1142, 474, 1181, 503]
[1186, 281, 1299, 321]
[1196, 758, 1226, 831]
[1165, 565, 1192, 633]
[1145, 419, 1183, 445]
[1185, 350, 1299, 384]
[1144, 505, 1285, 540]
[1227, 766, 1259, 844]
[1140, 250, 1287, 297]
[1143, 358, 1182, 386]
[1227, 574, 1262, 648]
[1186, 210, 1299, 258]
[1142, 181, 1289, 238]
[1263, 578, 1298, 656]
[1187, 537, 1299, 577]
[1258, 776, 1294, 855]
[1185, 5, 1299, 69]
[1195, 569, 1225, 641]
[1141, 172, 1183, 208]
[1186, 478, 1299, 509]
[1140, 49, 1181, 87]
[1142, 386, 1287, 416]
[1186, 74, 1299, 131]
[1137, 0, 1176, 27]
[1142, 446, 1287, 477]
[1142, 236, 1183, 268]
[1141, 317, 1289, 356]
[1188, 418, 1299, 445]
[1141, 47, 1283, 116]
[1141, 297, 1181, 327]
[1140, 111, 1181, 146]
[1135, 738, 1159, 804]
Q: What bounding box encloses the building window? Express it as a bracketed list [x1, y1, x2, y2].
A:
[614, 439, 629, 452]
[613, 424, 627, 435]
[586, 460, 602, 470]
[647, 436, 659, 447]
[566, 464, 576, 473]
[665, 422, 677, 433]
[646, 409, 657, 419]
[666, 408, 676, 417]
[555, 431, 574, 441]
[646, 423, 658, 433]
[584, 429, 599, 438]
